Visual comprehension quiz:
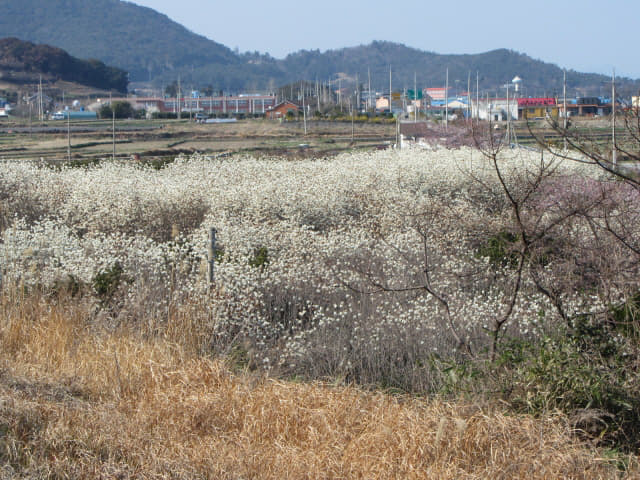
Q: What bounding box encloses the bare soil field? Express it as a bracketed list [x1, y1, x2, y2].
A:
[0, 118, 396, 162]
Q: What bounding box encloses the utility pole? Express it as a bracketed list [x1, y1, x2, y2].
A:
[467, 71, 471, 124]
[506, 83, 510, 145]
[351, 101, 355, 142]
[302, 81, 307, 135]
[414, 71, 417, 123]
[368, 67, 372, 111]
[445, 68, 449, 132]
[487, 92, 490, 123]
[355, 72, 360, 114]
[112, 108, 116, 161]
[612, 68, 617, 165]
[110, 92, 115, 161]
[563, 69, 567, 151]
[389, 65, 392, 115]
[38, 75, 44, 124]
[476, 72, 480, 123]
[177, 76, 182, 120]
[67, 109, 71, 162]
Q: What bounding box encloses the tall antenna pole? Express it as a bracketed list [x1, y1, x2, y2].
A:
[445, 68, 449, 132]
[612, 68, 617, 166]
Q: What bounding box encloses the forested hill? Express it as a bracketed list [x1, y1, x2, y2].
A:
[1, 0, 637, 95]
[0, 38, 128, 92]
[0, 0, 240, 82]
[280, 42, 640, 98]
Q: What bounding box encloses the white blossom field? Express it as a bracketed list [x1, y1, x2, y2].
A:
[1, 146, 638, 390]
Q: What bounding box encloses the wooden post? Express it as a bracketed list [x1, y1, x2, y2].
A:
[208, 228, 217, 284]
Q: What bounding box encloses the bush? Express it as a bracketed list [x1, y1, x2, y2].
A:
[151, 112, 178, 119]
[477, 231, 519, 266]
[99, 101, 135, 119]
[495, 326, 640, 451]
[93, 262, 124, 299]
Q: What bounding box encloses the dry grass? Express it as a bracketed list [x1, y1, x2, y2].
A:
[0, 293, 636, 479]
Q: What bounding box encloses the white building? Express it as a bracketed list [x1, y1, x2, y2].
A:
[471, 98, 518, 122]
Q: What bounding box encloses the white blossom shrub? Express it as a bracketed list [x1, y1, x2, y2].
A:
[1, 146, 638, 393]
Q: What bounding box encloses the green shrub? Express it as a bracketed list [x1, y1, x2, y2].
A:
[249, 246, 269, 269]
[477, 231, 519, 266]
[496, 328, 640, 451]
[92, 262, 124, 299]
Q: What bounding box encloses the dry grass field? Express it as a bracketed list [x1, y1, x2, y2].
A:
[1, 291, 635, 479]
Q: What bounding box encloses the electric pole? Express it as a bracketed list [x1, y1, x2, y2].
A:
[563, 69, 567, 151]
[612, 68, 617, 166]
[445, 68, 449, 132]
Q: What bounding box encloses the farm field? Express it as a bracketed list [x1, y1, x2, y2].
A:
[1, 144, 640, 477]
[0, 118, 396, 161]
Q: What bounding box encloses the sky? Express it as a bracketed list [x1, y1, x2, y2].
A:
[129, 0, 640, 79]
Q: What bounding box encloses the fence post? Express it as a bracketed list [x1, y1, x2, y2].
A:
[208, 228, 217, 284]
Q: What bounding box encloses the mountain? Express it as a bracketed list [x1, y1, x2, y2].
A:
[0, 0, 239, 83]
[0, 37, 128, 92]
[279, 42, 639, 98]
[1, 0, 637, 96]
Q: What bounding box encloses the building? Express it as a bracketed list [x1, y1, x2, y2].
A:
[376, 96, 390, 111]
[0, 97, 9, 117]
[265, 101, 300, 119]
[559, 97, 612, 117]
[424, 87, 452, 101]
[102, 94, 277, 116]
[517, 98, 559, 119]
[472, 98, 519, 121]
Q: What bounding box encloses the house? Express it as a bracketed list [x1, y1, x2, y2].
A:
[518, 97, 559, 119]
[376, 96, 390, 111]
[0, 97, 10, 117]
[265, 100, 300, 119]
[472, 98, 519, 122]
[424, 87, 452, 101]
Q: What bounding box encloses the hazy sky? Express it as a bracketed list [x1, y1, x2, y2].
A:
[129, 0, 640, 79]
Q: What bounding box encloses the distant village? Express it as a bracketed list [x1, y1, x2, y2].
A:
[2, 74, 638, 124]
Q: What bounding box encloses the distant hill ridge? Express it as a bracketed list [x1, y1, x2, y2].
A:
[0, 38, 128, 92]
[1, 0, 637, 95]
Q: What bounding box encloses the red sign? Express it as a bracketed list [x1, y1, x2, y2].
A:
[517, 98, 556, 107]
